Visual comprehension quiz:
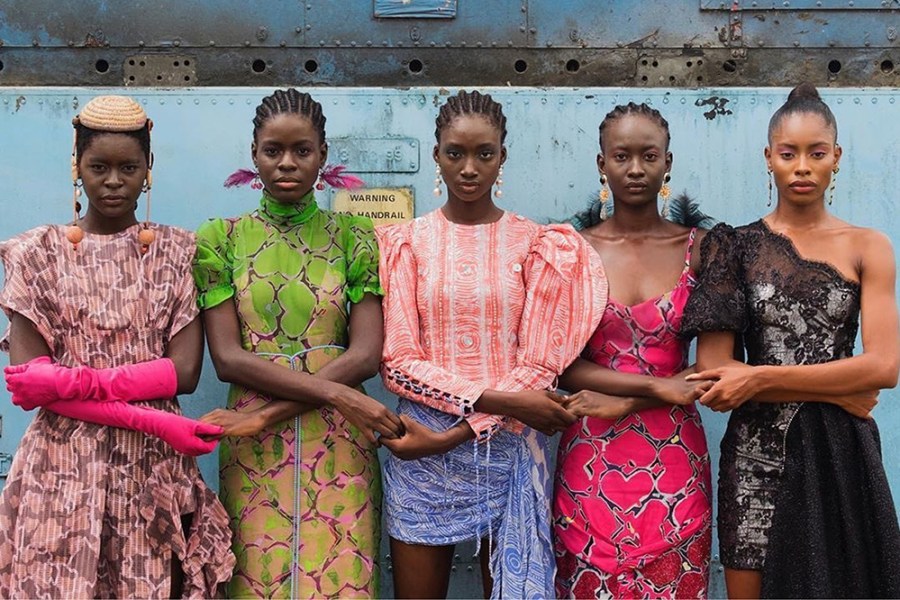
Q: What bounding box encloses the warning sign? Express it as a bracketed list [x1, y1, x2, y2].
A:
[332, 188, 415, 226]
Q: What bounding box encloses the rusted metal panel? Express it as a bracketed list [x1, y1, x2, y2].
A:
[0, 1, 897, 86]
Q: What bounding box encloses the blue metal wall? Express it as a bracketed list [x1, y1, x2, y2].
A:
[0, 86, 898, 597]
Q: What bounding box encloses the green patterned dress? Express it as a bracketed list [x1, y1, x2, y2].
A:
[193, 192, 383, 599]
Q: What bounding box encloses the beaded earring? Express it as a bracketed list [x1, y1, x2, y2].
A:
[138, 152, 155, 255]
[829, 165, 839, 206]
[433, 163, 443, 197]
[767, 169, 773, 207]
[660, 172, 671, 219]
[67, 130, 85, 249]
[67, 96, 156, 254]
[315, 170, 326, 191]
[494, 165, 504, 198]
[599, 174, 610, 220]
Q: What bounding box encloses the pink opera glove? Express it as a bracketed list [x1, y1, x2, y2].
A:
[4, 356, 178, 410]
[45, 399, 223, 456]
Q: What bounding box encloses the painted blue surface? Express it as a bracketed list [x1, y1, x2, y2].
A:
[375, 0, 458, 19]
[0, 87, 898, 598]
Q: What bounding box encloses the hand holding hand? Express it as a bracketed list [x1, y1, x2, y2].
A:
[200, 408, 266, 437]
[561, 390, 633, 420]
[654, 373, 714, 406]
[380, 415, 462, 460]
[327, 383, 404, 445]
[503, 390, 577, 436]
[688, 365, 759, 412]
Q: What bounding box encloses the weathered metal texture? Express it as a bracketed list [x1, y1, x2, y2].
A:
[0, 86, 898, 598]
[0, 1, 897, 85]
[374, 0, 458, 19]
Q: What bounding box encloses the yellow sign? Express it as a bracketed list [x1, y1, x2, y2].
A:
[332, 187, 415, 226]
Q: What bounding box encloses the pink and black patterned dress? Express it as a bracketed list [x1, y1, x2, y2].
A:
[554, 229, 712, 599]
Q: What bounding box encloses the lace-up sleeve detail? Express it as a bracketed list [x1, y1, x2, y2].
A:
[681, 223, 746, 338]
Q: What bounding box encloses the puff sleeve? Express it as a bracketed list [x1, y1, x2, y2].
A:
[377, 224, 495, 433]
[681, 223, 746, 337]
[192, 218, 235, 310]
[342, 215, 385, 303]
[492, 224, 608, 394]
[0, 227, 59, 353]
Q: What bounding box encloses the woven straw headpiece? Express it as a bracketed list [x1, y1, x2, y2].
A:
[73, 95, 152, 132]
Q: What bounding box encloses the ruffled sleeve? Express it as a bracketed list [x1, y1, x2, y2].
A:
[0, 226, 59, 353]
[161, 227, 201, 340]
[492, 224, 608, 394]
[192, 218, 235, 310]
[681, 223, 746, 337]
[342, 214, 384, 303]
[377, 223, 493, 429]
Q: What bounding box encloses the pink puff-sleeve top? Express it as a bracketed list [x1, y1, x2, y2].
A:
[377, 209, 608, 439]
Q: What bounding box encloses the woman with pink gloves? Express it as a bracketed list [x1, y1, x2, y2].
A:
[0, 95, 234, 598]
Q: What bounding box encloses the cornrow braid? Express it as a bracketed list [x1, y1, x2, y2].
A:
[598, 102, 670, 151]
[435, 90, 507, 144]
[252, 88, 326, 143]
[768, 82, 837, 142]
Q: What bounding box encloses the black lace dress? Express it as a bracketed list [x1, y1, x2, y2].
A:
[683, 221, 900, 598]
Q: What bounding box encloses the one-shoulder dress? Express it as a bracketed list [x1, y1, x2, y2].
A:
[682, 221, 900, 598]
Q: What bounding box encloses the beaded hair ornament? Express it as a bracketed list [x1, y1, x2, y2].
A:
[68, 95, 155, 253]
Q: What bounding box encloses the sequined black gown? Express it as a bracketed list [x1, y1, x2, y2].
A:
[683, 221, 900, 598]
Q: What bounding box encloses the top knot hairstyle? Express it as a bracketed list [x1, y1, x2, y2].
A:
[768, 82, 838, 142]
[598, 101, 671, 151]
[435, 90, 507, 144]
[252, 88, 326, 144]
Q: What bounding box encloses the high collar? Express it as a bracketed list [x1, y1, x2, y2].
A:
[258, 190, 318, 225]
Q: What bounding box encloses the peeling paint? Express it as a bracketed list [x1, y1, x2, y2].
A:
[695, 96, 733, 120]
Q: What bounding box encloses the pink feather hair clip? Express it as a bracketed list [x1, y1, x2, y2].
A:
[319, 164, 365, 190]
[223, 164, 365, 191]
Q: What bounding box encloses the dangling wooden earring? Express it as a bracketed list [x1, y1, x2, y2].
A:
[767, 170, 773, 207]
[138, 154, 156, 255]
[66, 139, 85, 250]
[660, 172, 671, 218]
[599, 174, 609, 220]
[829, 165, 839, 206]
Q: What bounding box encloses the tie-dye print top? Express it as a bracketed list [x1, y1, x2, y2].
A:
[377, 208, 608, 440]
[555, 229, 712, 574]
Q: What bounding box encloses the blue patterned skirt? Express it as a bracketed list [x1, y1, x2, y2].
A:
[383, 399, 556, 599]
